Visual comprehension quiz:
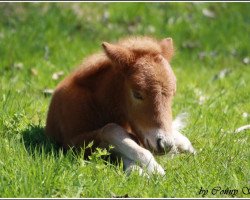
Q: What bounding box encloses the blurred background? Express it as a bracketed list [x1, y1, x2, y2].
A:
[1, 3, 249, 71]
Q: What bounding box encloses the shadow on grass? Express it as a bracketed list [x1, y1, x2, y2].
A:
[21, 124, 122, 166]
[22, 124, 62, 156]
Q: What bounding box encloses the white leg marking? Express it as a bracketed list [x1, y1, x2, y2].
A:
[172, 113, 196, 154]
[101, 123, 165, 176]
[123, 157, 146, 177]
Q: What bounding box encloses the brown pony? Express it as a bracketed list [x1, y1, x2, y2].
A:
[45, 36, 195, 176]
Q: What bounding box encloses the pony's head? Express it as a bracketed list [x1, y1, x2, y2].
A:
[102, 36, 176, 154]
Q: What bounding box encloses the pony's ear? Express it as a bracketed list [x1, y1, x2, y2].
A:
[102, 42, 134, 66]
[160, 37, 174, 62]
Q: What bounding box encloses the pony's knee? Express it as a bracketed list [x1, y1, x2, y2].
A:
[100, 123, 128, 144]
[103, 123, 123, 133]
[102, 123, 126, 137]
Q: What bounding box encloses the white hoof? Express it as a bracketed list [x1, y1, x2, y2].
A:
[146, 157, 165, 176]
[172, 113, 196, 154]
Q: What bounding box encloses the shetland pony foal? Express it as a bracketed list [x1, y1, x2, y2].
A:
[45, 36, 195, 176]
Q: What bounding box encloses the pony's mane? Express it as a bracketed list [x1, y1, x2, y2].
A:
[118, 36, 162, 55]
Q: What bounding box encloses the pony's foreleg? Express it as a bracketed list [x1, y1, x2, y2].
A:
[172, 131, 196, 154]
[172, 113, 196, 154]
[99, 123, 165, 176]
[68, 123, 165, 175]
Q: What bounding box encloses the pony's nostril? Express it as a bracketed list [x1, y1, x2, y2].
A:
[157, 138, 173, 153]
[157, 138, 164, 149]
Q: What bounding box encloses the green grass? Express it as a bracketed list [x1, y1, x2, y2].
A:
[0, 2, 250, 198]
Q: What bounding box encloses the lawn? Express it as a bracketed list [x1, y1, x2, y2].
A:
[0, 2, 249, 198]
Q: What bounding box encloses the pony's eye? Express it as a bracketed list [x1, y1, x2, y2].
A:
[132, 90, 143, 100]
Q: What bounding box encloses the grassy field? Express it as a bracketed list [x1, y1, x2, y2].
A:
[0, 2, 250, 198]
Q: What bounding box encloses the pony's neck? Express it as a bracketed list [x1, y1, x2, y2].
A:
[101, 66, 127, 124]
[104, 66, 126, 106]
